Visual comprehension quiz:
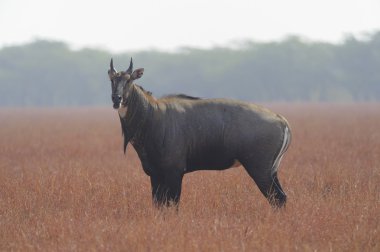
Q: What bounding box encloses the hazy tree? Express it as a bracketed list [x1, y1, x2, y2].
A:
[0, 32, 379, 106]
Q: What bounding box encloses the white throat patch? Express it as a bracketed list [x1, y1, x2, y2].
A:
[118, 106, 128, 118]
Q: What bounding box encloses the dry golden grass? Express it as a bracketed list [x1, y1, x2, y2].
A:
[0, 104, 379, 251]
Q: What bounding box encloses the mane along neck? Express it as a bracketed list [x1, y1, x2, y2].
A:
[119, 84, 155, 152]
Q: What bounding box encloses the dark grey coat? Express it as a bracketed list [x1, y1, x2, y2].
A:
[119, 86, 291, 208]
[108, 59, 291, 208]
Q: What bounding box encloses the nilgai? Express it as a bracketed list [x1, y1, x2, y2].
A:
[108, 58, 291, 208]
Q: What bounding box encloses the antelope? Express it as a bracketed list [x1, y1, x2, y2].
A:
[108, 58, 291, 208]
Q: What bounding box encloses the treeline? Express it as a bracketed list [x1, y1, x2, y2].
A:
[0, 32, 380, 106]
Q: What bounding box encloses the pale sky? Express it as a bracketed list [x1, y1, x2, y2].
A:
[0, 0, 379, 52]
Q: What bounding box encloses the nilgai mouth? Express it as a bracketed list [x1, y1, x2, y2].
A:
[113, 103, 121, 109]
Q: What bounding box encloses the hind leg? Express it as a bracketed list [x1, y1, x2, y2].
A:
[242, 160, 287, 208]
[270, 172, 287, 207]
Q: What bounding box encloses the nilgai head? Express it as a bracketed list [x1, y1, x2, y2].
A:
[108, 58, 144, 109]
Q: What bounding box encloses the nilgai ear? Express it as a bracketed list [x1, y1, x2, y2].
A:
[131, 68, 144, 80]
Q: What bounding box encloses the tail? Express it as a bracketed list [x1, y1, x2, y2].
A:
[271, 119, 292, 176]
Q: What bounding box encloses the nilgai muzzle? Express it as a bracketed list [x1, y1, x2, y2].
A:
[108, 58, 291, 208]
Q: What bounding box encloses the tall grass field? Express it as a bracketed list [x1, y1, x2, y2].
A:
[0, 104, 379, 251]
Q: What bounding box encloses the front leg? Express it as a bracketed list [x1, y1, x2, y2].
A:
[150, 171, 183, 208]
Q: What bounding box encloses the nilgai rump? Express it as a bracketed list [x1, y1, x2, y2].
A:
[108, 58, 291, 208]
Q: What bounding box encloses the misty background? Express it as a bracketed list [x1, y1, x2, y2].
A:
[1, 0, 379, 106]
[0, 33, 380, 106]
